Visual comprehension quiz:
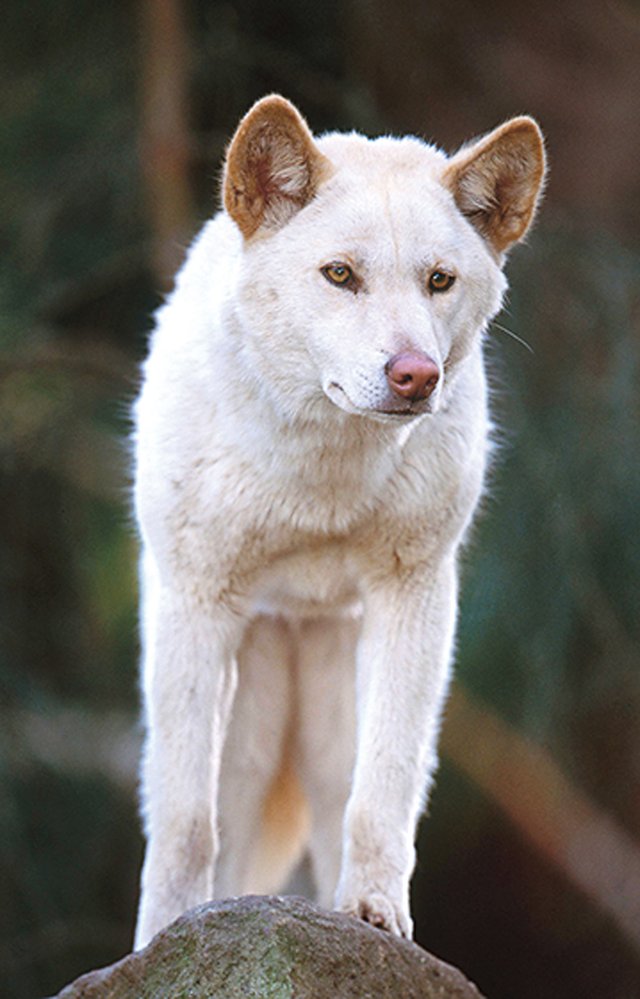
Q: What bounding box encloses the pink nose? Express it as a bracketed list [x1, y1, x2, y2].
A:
[385, 351, 440, 402]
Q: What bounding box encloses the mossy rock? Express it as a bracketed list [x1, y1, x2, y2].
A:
[54, 895, 486, 998]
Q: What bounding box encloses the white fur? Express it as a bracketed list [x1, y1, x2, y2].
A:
[133, 106, 541, 948]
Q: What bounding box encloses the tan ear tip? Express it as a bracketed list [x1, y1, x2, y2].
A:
[506, 114, 543, 132]
[498, 116, 547, 185]
[505, 115, 546, 152]
[244, 93, 292, 112]
[239, 93, 308, 130]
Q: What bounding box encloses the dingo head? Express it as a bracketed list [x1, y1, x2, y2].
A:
[223, 96, 545, 424]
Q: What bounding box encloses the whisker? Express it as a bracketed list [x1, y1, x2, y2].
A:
[490, 320, 535, 355]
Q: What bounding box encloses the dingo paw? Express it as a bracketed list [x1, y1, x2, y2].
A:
[340, 892, 413, 939]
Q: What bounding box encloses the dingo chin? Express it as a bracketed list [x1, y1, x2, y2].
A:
[133, 94, 545, 948]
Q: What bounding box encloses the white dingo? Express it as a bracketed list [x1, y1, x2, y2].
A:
[133, 95, 545, 948]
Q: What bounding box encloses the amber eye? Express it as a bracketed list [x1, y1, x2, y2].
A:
[321, 262, 354, 288]
[428, 270, 456, 293]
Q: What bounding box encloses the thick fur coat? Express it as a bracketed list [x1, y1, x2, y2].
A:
[133, 95, 545, 948]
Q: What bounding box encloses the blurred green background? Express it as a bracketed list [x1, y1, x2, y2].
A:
[1, 1, 639, 996]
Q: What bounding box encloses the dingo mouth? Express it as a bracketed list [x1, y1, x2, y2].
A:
[325, 382, 432, 421]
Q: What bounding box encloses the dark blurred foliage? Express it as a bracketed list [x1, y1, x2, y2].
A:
[1, 1, 639, 997]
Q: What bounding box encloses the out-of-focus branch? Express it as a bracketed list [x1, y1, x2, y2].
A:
[442, 686, 640, 951]
[139, 0, 195, 286]
[5, 708, 140, 792]
[12, 685, 640, 953]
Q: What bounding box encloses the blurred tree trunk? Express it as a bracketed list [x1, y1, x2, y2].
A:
[139, 0, 195, 286]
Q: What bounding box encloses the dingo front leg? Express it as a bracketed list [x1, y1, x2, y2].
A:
[134, 582, 242, 950]
[294, 615, 358, 907]
[335, 558, 458, 939]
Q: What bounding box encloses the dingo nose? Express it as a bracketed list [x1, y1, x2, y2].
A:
[385, 351, 440, 402]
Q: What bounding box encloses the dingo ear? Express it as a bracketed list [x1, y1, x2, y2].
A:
[444, 117, 546, 253]
[223, 95, 331, 239]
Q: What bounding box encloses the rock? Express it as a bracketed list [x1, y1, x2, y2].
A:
[54, 895, 486, 998]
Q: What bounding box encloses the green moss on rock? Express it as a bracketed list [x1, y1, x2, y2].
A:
[53, 895, 486, 998]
